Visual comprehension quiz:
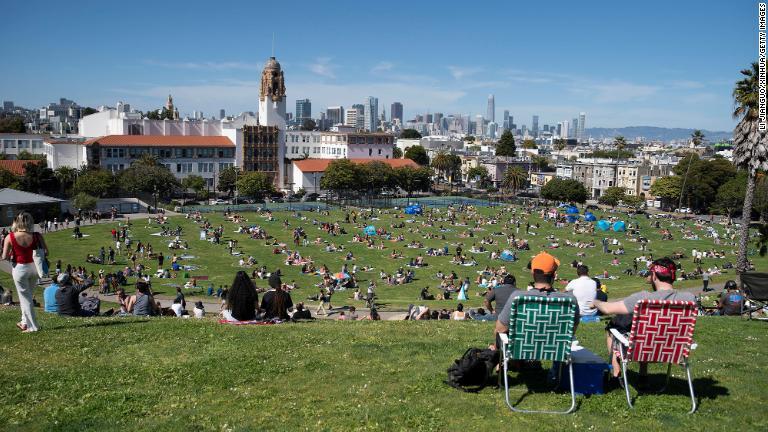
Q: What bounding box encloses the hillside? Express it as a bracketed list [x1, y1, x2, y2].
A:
[585, 126, 732, 142]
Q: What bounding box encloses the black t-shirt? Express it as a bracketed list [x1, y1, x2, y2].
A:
[261, 290, 294, 319]
[56, 279, 93, 316]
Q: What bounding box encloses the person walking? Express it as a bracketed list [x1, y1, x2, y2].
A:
[2, 212, 47, 332]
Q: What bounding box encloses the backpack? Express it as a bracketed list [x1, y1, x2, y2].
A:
[445, 348, 499, 392]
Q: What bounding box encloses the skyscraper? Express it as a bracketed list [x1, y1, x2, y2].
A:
[326, 106, 344, 125]
[295, 99, 311, 123]
[532, 115, 539, 138]
[433, 113, 444, 129]
[560, 120, 570, 139]
[487, 95, 495, 123]
[503, 110, 510, 129]
[577, 112, 586, 141]
[390, 102, 403, 124]
[475, 115, 484, 137]
[363, 96, 378, 131]
[219, 109, 225, 119]
[571, 118, 578, 138]
[426, 113, 433, 124]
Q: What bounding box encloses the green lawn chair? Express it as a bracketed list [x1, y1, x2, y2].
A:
[498, 295, 578, 414]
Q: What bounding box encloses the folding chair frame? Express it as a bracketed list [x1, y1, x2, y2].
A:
[499, 333, 576, 414]
[609, 299, 698, 414]
[498, 296, 578, 414]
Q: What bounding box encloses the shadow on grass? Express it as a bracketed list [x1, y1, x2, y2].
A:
[48, 318, 152, 330]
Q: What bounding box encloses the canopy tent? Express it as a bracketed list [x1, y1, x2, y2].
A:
[566, 215, 580, 223]
[404, 205, 423, 215]
[596, 220, 611, 231]
[584, 212, 597, 222]
[363, 225, 377, 236]
[500, 250, 516, 262]
[565, 205, 580, 214]
[612, 221, 627, 232]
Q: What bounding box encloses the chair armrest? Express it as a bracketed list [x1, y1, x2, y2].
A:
[609, 328, 629, 347]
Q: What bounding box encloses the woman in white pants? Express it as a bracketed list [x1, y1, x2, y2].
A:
[2, 212, 47, 332]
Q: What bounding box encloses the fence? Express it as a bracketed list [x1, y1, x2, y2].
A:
[179, 201, 331, 213]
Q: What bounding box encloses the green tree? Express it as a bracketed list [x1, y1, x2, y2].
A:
[649, 176, 682, 209]
[714, 171, 747, 219]
[359, 161, 396, 193]
[598, 186, 627, 207]
[19, 161, 58, 195]
[540, 178, 588, 203]
[146, 110, 161, 120]
[319, 159, 361, 196]
[301, 119, 317, 131]
[495, 130, 516, 156]
[586, 150, 634, 159]
[82, 107, 98, 116]
[236, 172, 275, 199]
[17, 150, 45, 161]
[522, 139, 537, 149]
[392, 147, 403, 158]
[54, 166, 78, 196]
[501, 166, 528, 197]
[691, 129, 706, 146]
[0, 168, 19, 189]
[217, 166, 241, 197]
[73, 169, 116, 198]
[752, 173, 768, 221]
[466, 166, 490, 188]
[464, 135, 475, 143]
[404, 145, 429, 166]
[732, 61, 768, 272]
[182, 175, 206, 200]
[531, 155, 552, 172]
[0, 116, 25, 133]
[554, 138, 567, 152]
[72, 192, 98, 211]
[394, 166, 432, 197]
[119, 164, 180, 197]
[400, 129, 422, 139]
[613, 135, 627, 186]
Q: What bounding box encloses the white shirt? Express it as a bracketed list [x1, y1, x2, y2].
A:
[171, 303, 184, 317]
[193, 307, 205, 319]
[565, 276, 598, 316]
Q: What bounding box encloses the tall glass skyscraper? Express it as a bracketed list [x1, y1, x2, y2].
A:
[390, 102, 403, 124]
[487, 94, 495, 123]
[577, 112, 586, 141]
[295, 99, 311, 123]
[532, 115, 539, 138]
[364, 96, 378, 132]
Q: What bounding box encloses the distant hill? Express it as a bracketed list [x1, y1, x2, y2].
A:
[585, 126, 732, 142]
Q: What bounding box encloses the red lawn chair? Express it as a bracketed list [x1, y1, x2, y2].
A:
[609, 299, 698, 413]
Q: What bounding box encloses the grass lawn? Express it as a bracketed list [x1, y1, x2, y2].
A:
[27, 204, 767, 311]
[0, 311, 766, 431]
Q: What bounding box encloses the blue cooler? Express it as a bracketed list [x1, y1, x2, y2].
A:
[551, 347, 609, 395]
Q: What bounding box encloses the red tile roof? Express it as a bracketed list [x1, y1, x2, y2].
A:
[292, 158, 418, 173]
[83, 135, 234, 147]
[0, 160, 42, 176]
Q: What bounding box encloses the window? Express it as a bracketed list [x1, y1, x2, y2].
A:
[3, 140, 14, 149]
[369, 148, 373, 156]
[18, 140, 29, 149]
[32, 140, 42, 149]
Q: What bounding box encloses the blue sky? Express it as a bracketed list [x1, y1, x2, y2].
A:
[0, 0, 759, 131]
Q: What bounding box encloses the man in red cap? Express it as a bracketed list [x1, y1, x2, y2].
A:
[592, 257, 695, 386]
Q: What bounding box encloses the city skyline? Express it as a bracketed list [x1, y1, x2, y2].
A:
[0, 1, 758, 131]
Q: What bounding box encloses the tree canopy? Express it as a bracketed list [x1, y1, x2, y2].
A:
[400, 129, 422, 139]
[320, 159, 361, 194]
[0, 116, 25, 133]
[236, 172, 275, 199]
[392, 147, 403, 158]
[404, 145, 429, 166]
[73, 169, 116, 198]
[495, 130, 516, 156]
[394, 166, 432, 195]
[540, 178, 588, 203]
[217, 166, 241, 196]
[598, 186, 627, 207]
[119, 164, 180, 197]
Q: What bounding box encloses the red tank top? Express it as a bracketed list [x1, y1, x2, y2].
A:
[9, 232, 37, 264]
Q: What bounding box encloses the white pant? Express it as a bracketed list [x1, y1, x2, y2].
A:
[12, 263, 40, 331]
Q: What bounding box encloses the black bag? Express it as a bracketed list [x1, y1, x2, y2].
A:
[445, 348, 499, 392]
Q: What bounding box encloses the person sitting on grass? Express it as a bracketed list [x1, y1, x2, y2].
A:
[564, 265, 598, 317]
[716, 280, 744, 316]
[591, 257, 695, 388]
[291, 302, 312, 320]
[193, 301, 205, 319]
[221, 271, 260, 322]
[261, 281, 294, 320]
[55, 273, 96, 317]
[43, 277, 62, 313]
[127, 281, 160, 317]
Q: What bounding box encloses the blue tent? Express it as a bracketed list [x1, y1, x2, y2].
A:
[584, 212, 597, 222]
[404, 205, 423, 215]
[612, 221, 626, 232]
[500, 250, 516, 262]
[566, 215, 579, 223]
[566, 205, 580, 214]
[363, 225, 377, 236]
[596, 220, 611, 231]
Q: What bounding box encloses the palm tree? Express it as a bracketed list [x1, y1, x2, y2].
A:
[554, 138, 567, 162]
[54, 166, 78, 195]
[613, 135, 627, 187]
[502, 166, 527, 200]
[430, 151, 451, 183]
[732, 61, 768, 273]
[691, 129, 705, 146]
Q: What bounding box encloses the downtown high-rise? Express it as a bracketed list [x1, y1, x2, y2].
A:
[295, 99, 311, 124]
[390, 102, 403, 124]
[364, 96, 378, 131]
[487, 94, 495, 123]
